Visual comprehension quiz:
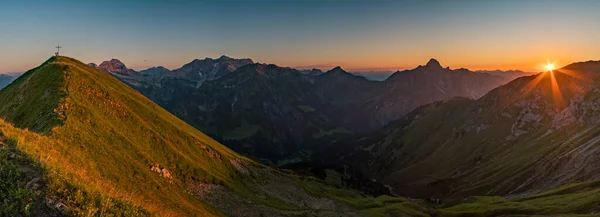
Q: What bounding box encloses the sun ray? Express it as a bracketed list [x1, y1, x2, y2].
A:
[549, 70, 566, 109]
[523, 72, 547, 96]
[556, 68, 587, 81]
[521, 60, 571, 110]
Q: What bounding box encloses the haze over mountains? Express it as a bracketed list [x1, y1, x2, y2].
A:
[90, 56, 530, 165]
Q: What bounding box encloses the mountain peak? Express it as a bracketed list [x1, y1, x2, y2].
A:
[425, 58, 442, 68]
[218, 55, 232, 60]
[139, 66, 171, 75]
[98, 58, 136, 75]
[323, 66, 349, 75]
[329, 66, 347, 73]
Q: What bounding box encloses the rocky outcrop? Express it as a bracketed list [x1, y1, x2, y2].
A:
[151, 164, 173, 183]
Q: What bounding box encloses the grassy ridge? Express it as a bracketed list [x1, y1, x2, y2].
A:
[0, 58, 66, 133]
[0, 56, 251, 216]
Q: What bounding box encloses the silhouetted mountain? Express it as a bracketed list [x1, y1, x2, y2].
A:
[300, 68, 324, 76]
[364, 59, 517, 125]
[424, 58, 443, 68]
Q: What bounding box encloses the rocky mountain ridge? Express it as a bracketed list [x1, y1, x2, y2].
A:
[95, 57, 529, 164]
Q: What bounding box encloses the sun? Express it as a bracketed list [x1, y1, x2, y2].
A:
[545, 62, 555, 71]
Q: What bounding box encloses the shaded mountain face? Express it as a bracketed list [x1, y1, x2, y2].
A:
[339, 61, 600, 199]
[366, 59, 519, 125]
[0, 56, 410, 217]
[169, 55, 254, 85]
[102, 57, 522, 165]
[313, 59, 523, 128]
[136, 64, 355, 165]
[95, 56, 255, 89]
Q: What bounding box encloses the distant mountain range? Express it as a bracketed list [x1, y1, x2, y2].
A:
[91, 56, 529, 165]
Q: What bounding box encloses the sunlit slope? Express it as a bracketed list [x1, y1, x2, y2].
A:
[0, 56, 248, 216]
[350, 61, 600, 199]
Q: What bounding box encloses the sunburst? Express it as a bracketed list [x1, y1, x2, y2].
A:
[545, 62, 555, 71]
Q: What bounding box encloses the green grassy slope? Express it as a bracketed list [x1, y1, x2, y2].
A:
[0, 58, 66, 133]
[0, 56, 247, 216]
[437, 179, 600, 216]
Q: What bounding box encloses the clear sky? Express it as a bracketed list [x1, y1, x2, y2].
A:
[0, 0, 598, 73]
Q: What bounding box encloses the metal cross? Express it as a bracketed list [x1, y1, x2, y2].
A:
[56, 45, 62, 56]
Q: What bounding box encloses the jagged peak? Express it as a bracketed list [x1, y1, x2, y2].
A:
[424, 58, 443, 69]
[325, 66, 349, 75]
[218, 55, 232, 60]
[99, 58, 126, 66]
[147, 66, 168, 70]
[105, 58, 124, 64]
[97, 58, 135, 75]
[331, 66, 344, 71]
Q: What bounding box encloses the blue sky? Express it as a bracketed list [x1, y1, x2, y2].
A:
[0, 0, 599, 73]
